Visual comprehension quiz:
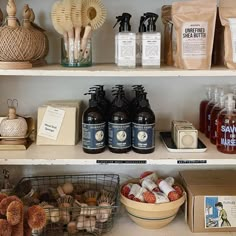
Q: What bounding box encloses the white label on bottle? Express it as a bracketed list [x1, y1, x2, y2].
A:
[117, 33, 136, 67]
[159, 180, 175, 196]
[141, 179, 158, 191]
[182, 22, 208, 58]
[229, 18, 236, 63]
[154, 192, 170, 204]
[142, 33, 161, 66]
[129, 184, 141, 197]
[38, 106, 65, 140]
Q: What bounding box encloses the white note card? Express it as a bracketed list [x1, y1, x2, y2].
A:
[38, 106, 65, 140]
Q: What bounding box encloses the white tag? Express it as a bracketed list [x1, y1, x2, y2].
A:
[135, 187, 147, 202]
[141, 179, 158, 191]
[141, 172, 158, 183]
[38, 106, 65, 140]
[154, 192, 169, 204]
[159, 180, 175, 196]
[182, 22, 208, 59]
[229, 18, 236, 63]
[129, 184, 141, 197]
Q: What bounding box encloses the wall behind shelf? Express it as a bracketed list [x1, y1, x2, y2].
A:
[1, 165, 235, 185]
[0, 75, 235, 131]
[0, 0, 190, 64]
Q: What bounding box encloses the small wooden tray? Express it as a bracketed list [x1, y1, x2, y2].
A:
[160, 132, 207, 153]
[0, 139, 32, 150]
[0, 61, 32, 69]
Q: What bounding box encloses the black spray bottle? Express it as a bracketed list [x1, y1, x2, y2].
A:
[142, 12, 161, 68]
[108, 87, 131, 153]
[114, 13, 136, 68]
[82, 93, 106, 154]
[132, 92, 155, 154]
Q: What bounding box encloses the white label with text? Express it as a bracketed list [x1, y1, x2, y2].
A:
[38, 106, 65, 140]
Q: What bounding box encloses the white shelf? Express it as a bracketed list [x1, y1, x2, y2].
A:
[0, 133, 234, 165]
[106, 210, 234, 236]
[0, 64, 236, 77]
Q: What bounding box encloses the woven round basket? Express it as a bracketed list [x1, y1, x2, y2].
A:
[0, 26, 36, 61]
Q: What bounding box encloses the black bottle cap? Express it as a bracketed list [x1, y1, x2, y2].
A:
[113, 13, 132, 32]
[139, 16, 146, 33]
[144, 12, 158, 32]
[84, 93, 98, 107]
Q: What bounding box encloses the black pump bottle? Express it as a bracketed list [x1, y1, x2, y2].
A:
[108, 90, 131, 153]
[132, 93, 155, 154]
[82, 93, 106, 154]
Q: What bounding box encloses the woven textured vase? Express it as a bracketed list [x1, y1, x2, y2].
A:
[0, 26, 36, 61]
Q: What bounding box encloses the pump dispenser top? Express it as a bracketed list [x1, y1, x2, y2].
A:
[85, 92, 99, 108]
[113, 13, 132, 32]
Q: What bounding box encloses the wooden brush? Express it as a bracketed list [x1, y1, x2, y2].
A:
[80, 24, 92, 59]
[51, 1, 69, 56]
[61, 0, 75, 65]
[81, 0, 106, 30]
[71, 0, 82, 60]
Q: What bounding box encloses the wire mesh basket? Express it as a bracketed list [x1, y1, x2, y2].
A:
[13, 174, 120, 236]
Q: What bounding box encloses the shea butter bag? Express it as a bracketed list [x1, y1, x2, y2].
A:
[172, 0, 217, 70]
[219, 0, 236, 69]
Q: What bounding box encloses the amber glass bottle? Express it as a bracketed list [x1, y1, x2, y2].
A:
[82, 93, 106, 154]
[199, 87, 212, 133]
[210, 92, 224, 145]
[109, 88, 131, 153]
[205, 88, 219, 138]
[132, 93, 155, 154]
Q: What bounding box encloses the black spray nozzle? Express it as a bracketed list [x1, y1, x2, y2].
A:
[139, 16, 146, 33]
[144, 12, 158, 32]
[113, 13, 132, 32]
[84, 92, 96, 97]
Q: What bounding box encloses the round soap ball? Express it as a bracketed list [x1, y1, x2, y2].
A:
[0, 117, 28, 137]
[62, 183, 74, 195]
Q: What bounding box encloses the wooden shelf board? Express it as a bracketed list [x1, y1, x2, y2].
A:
[0, 64, 235, 77]
[107, 210, 234, 236]
[0, 133, 234, 166]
